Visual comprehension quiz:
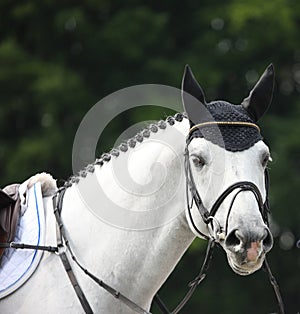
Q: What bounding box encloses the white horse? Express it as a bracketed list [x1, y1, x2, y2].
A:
[1, 65, 278, 313]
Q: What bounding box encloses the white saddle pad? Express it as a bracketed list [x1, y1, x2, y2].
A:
[0, 182, 45, 298]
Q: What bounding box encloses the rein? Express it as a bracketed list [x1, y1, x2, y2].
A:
[0, 183, 212, 314]
[178, 141, 285, 314]
[0, 145, 285, 314]
[52, 188, 151, 314]
[51, 187, 218, 314]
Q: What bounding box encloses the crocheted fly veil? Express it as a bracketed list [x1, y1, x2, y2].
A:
[182, 64, 275, 150]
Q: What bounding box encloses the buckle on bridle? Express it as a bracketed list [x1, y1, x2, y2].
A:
[206, 216, 225, 242]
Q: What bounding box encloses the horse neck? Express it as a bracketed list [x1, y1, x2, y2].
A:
[61, 118, 196, 307]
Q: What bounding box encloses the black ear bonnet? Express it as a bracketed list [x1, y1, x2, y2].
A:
[187, 101, 263, 152]
[182, 64, 274, 152]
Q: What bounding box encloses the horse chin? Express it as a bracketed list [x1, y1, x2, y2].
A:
[226, 253, 264, 276]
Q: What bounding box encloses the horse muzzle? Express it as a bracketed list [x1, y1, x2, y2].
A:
[224, 227, 273, 275]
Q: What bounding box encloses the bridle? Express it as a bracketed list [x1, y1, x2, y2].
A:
[183, 120, 269, 242]
[152, 135, 285, 314]
[0, 127, 285, 314]
[184, 144, 270, 242]
[166, 123, 285, 314]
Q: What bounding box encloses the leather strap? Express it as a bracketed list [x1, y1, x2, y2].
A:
[263, 258, 285, 314]
[179, 144, 285, 314]
[53, 188, 151, 314]
[0, 166, 283, 314]
[0, 242, 58, 252]
[53, 190, 94, 314]
[154, 238, 216, 314]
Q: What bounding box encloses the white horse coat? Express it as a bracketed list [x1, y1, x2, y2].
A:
[0, 64, 277, 313]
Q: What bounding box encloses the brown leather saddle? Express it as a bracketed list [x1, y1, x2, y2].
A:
[0, 184, 21, 259]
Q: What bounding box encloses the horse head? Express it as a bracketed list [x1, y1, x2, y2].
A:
[182, 64, 275, 275]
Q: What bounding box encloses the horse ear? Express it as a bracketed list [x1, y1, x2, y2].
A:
[242, 64, 275, 122]
[182, 64, 206, 106]
[181, 65, 208, 126]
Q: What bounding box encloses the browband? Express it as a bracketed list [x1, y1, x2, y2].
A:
[189, 121, 260, 134]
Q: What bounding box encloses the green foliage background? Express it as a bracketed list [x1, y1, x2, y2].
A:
[0, 1, 299, 313]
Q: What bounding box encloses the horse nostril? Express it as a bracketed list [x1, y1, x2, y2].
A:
[262, 228, 273, 252]
[225, 228, 273, 253]
[225, 229, 241, 248]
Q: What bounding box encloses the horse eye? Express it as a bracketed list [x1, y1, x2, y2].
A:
[192, 156, 206, 168]
[262, 153, 271, 168]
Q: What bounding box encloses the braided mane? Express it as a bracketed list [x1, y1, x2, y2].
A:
[65, 112, 186, 187]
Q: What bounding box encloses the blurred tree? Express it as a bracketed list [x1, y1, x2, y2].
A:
[0, 0, 299, 313]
